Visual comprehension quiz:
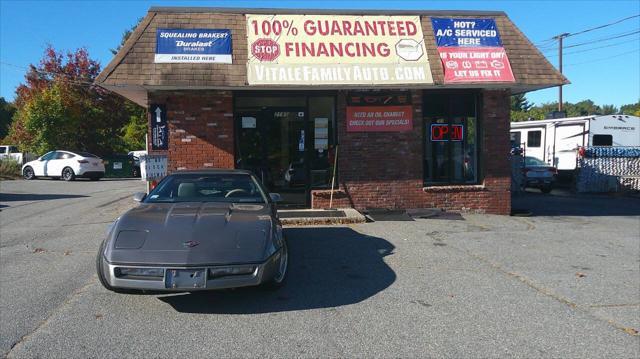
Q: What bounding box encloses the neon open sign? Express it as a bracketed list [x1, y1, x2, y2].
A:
[430, 124, 464, 141]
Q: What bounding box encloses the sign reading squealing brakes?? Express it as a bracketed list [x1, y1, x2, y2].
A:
[246, 14, 434, 85]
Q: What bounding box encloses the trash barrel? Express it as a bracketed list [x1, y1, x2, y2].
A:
[103, 155, 135, 178]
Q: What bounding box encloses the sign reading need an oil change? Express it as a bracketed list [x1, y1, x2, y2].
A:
[155, 29, 232, 63]
[431, 18, 514, 83]
[346, 106, 413, 132]
[246, 14, 433, 85]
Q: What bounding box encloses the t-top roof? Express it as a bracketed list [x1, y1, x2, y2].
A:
[96, 6, 568, 106]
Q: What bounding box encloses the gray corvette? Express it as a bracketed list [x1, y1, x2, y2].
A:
[96, 169, 288, 293]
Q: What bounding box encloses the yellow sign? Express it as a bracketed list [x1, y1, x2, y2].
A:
[246, 14, 433, 85]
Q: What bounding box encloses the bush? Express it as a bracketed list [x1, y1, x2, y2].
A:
[0, 158, 21, 179]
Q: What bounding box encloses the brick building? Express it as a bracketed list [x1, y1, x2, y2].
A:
[96, 7, 567, 214]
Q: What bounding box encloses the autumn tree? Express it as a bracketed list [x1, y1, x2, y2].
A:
[6, 46, 146, 155]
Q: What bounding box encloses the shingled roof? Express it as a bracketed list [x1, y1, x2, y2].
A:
[96, 7, 568, 105]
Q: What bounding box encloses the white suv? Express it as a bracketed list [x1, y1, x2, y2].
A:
[22, 150, 106, 181]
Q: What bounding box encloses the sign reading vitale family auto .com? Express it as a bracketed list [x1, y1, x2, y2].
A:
[245, 14, 433, 85]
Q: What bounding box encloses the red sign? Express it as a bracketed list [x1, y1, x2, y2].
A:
[251, 38, 280, 62]
[438, 47, 515, 83]
[346, 106, 413, 132]
[431, 124, 464, 141]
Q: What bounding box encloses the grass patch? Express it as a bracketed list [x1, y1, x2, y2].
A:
[0, 159, 21, 180]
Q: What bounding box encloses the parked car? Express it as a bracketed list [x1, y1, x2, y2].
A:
[523, 156, 557, 193]
[96, 169, 288, 293]
[22, 150, 106, 181]
[0, 145, 23, 165]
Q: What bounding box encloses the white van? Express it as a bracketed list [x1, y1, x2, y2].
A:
[510, 115, 640, 173]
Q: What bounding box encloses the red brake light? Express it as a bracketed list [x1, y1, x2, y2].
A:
[77, 159, 89, 164]
[548, 167, 558, 174]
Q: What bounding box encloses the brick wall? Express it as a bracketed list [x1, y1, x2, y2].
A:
[312, 89, 512, 215]
[149, 89, 511, 215]
[147, 91, 235, 171]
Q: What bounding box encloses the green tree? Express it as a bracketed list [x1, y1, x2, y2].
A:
[510, 93, 533, 112]
[0, 97, 16, 140]
[620, 101, 640, 116]
[599, 104, 618, 115]
[120, 102, 147, 150]
[110, 17, 144, 55]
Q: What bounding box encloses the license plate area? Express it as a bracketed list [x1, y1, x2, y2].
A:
[165, 269, 206, 289]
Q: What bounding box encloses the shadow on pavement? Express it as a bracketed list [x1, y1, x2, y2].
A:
[158, 227, 396, 314]
[0, 193, 88, 202]
[512, 190, 640, 216]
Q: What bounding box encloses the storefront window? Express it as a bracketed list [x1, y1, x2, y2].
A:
[424, 93, 478, 185]
[308, 96, 336, 188]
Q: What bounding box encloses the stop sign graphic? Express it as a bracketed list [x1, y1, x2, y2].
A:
[251, 38, 280, 62]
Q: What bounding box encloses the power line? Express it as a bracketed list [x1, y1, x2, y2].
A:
[566, 14, 640, 38]
[565, 29, 640, 49]
[564, 48, 639, 67]
[539, 28, 640, 53]
[545, 37, 639, 57]
[537, 13, 640, 43]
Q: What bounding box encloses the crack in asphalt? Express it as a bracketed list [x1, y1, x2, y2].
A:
[454, 244, 640, 337]
[6, 276, 98, 358]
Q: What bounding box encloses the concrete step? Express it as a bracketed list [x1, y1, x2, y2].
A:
[277, 208, 365, 226]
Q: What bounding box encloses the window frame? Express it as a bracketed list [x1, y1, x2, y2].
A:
[422, 91, 481, 186]
[527, 130, 542, 148]
[592, 134, 613, 146]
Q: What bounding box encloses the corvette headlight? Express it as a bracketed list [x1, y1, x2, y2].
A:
[115, 267, 164, 279]
[208, 266, 257, 279]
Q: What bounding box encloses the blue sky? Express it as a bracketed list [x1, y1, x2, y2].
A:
[1, 0, 639, 107]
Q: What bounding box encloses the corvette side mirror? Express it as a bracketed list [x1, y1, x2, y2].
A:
[132, 192, 146, 202]
[269, 193, 282, 203]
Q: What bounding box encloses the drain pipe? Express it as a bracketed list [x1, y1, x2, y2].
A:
[329, 145, 339, 209]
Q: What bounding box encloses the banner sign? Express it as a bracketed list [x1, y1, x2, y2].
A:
[431, 18, 502, 47]
[431, 124, 464, 141]
[346, 106, 413, 132]
[155, 29, 232, 63]
[150, 104, 168, 150]
[246, 14, 433, 85]
[431, 18, 514, 83]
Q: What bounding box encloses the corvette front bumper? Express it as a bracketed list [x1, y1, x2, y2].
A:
[101, 249, 283, 291]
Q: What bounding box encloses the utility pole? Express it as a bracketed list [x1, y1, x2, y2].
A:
[553, 33, 570, 112]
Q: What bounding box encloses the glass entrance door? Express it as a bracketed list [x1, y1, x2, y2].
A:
[236, 108, 309, 207]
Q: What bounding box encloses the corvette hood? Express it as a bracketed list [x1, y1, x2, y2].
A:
[106, 202, 274, 266]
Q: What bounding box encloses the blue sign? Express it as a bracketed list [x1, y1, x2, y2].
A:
[431, 18, 502, 47]
[150, 104, 167, 151]
[155, 29, 232, 63]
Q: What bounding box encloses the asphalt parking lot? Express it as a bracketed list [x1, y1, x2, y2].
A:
[1, 179, 639, 358]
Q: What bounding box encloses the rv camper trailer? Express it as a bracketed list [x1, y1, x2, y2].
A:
[510, 115, 640, 173]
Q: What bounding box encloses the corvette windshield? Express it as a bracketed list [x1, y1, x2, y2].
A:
[145, 173, 267, 204]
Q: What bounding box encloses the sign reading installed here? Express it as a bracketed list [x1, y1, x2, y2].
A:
[431, 18, 514, 83]
[346, 106, 413, 132]
[150, 104, 168, 150]
[155, 29, 232, 63]
[245, 14, 433, 85]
